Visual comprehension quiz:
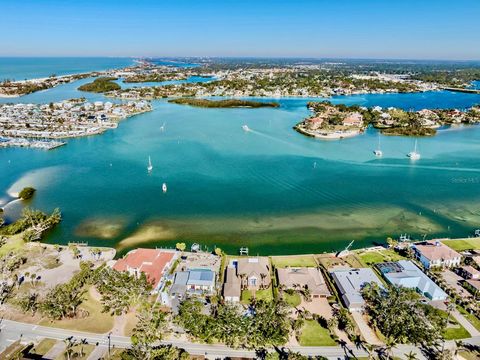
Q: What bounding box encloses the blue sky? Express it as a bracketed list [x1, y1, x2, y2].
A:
[1, 0, 479, 59]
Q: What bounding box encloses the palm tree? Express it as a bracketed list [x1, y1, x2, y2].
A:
[239, 273, 246, 290]
[384, 336, 398, 359]
[404, 350, 418, 360]
[260, 273, 267, 289]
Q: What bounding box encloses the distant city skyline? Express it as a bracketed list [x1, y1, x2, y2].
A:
[2, 0, 480, 60]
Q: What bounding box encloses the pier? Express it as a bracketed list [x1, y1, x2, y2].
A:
[441, 86, 480, 94]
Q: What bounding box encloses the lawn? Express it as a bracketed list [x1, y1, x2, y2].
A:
[317, 254, 363, 269]
[298, 320, 336, 346]
[271, 255, 317, 268]
[443, 317, 471, 340]
[0, 234, 25, 256]
[283, 292, 301, 307]
[442, 238, 480, 251]
[30, 338, 57, 356]
[40, 286, 114, 333]
[241, 286, 274, 303]
[358, 249, 405, 266]
[457, 306, 480, 331]
[54, 344, 95, 360]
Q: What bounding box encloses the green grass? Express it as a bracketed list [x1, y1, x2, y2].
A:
[30, 338, 57, 356]
[0, 234, 25, 256]
[298, 320, 336, 346]
[271, 255, 317, 268]
[458, 351, 479, 360]
[358, 249, 405, 266]
[40, 286, 114, 333]
[442, 238, 480, 251]
[241, 287, 274, 303]
[283, 292, 302, 307]
[457, 306, 480, 331]
[54, 344, 95, 360]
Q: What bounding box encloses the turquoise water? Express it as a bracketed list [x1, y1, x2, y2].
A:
[0, 57, 135, 81]
[1, 61, 480, 255]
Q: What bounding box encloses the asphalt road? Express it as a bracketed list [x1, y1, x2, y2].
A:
[2, 318, 479, 359]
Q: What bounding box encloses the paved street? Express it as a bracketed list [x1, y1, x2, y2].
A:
[1, 319, 479, 359]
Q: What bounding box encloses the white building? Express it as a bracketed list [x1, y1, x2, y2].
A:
[413, 240, 462, 269]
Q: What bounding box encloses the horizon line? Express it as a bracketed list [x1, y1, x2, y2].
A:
[1, 55, 480, 62]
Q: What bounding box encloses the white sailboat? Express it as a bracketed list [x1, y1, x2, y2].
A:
[147, 156, 153, 172]
[373, 134, 383, 157]
[162, 183, 167, 193]
[407, 139, 421, 160]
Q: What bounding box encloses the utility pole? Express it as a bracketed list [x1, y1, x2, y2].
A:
[108, 332, 112, 357]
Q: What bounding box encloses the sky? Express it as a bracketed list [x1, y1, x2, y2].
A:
[1, 0, 480, 60]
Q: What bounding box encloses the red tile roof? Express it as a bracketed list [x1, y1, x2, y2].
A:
[113, 249, 174, 288]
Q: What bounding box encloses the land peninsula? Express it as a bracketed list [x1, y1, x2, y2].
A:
[0, 98, 151, 149]
[168, 98, 280, 108]
[295, 101, 480, 139]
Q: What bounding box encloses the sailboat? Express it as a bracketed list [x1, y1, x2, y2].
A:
[373, 134, 383, 157]
[162, 183, 167, 193]
[147, 156, 153, 172]
[407, 139, 421, 160]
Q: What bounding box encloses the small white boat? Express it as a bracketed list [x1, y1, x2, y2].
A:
[162, 183, 167, 193]
[147, 156, 153, 172]
[242, 125, 250, 132]
[373, 134, 383, 157]
[160, 122, 166, 132]
[407, 139, 421, 160]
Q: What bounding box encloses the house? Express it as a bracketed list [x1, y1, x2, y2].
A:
[457, 265, 480, 280]
[377, 260, 447, 301]
[330, 268, 383, 311]
[236, 257, 271, 290]
[277, 267, 331, 298]
[223, 266, 241, 302]
[170, 269, 216, 298]
[412, 240, 462, 269]
[342, 112, 363, 127]
[113, 248, 176, 292]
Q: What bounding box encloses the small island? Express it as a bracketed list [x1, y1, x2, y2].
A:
[294, 101, 480, 140]
[168, 98, 280, 108]
[19, 187, 36, 200]
[78, 77, 121, 93]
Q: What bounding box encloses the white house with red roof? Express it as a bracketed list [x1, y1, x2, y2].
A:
[113, 248, 176, 292]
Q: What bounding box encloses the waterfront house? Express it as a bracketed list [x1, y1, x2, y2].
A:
[412, 240, 462, 269]
[277, 267, 331, 298]
[330, 268, 383, 311]
[170, 269, 216, 298]
[236, 257, 271, 290]
[113, 248, 176, 292]
[223, 266, 241, 302]
[342, 112, 363, 127]
[377, 260, 447, 301]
